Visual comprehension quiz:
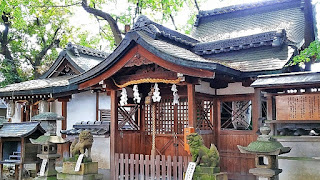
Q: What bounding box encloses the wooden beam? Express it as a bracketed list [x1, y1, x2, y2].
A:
[266, 96, 273, 121]
[96, 92, 99, 121]
[187, 83, 196, 128]
[61, 101, 67, 137]
[79, 46, 138, 90]
[19, 138, 25, 180]
[79, 44, 215, 90]
[137, 45, 214, 79]
[252, 88, 262, 133]
[110, 90, 118, 180]
[0, 138, 2, 179]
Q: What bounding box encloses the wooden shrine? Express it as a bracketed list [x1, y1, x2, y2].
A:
[0, 122, 45, 180]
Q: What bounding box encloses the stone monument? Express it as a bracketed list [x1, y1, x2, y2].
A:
[57, 130, 103, 180]
[187, 133, 228, 180]
[238, 124, 291, 180]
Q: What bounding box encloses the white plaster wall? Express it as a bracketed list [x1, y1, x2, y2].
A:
[91, 136, 110, 169]
[195, 81, 216, 95]
[10, 102, 22, 123]
[99, 92, 111, 110]
[67, 91, 97, 129]
[216, 82, 254, 95]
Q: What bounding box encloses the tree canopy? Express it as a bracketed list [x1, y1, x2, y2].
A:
[0, 0, 202, 86]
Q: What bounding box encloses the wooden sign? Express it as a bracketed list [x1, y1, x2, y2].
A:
[75, 154, 84, 171]
[276, 94, 320, 120]
[184, 162, 197, 180]
[40, 159, 48, 176]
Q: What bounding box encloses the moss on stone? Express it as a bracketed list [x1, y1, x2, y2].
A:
[245, 141, 283, 153]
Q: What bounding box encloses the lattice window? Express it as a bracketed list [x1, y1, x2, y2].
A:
[221, 100, 252, 130]
[117, 105, 140, 130]
[196, 99, 214, 130]
[145, 97, 189, 135]
[177, 98, 188, 134]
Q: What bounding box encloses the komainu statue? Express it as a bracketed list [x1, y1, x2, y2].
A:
[70, 130, 93, 157]
[187, 133, 220, 167]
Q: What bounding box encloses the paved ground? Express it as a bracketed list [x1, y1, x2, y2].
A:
[2, 165, 111, 180]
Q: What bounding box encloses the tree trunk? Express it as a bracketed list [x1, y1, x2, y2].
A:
[1, 13, 21, 83]
[81, 0, 122, 46]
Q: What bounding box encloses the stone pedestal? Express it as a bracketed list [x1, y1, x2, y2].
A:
[57, 161, 102, 180]
[193, 166, 228, 180]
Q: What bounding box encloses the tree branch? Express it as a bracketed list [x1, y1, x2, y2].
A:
[36, 27, 60, 61]
[194, 0, 200, 12]
[81, 0, 122, 46]
[22, 54, 34, 66]
[31, 2, 81, 8]
[170, 14, 177, 30]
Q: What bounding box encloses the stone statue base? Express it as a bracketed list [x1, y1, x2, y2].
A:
[57, 173, 103, 180]
[193, 166, 228, 180]
[57, 161, 102, 180]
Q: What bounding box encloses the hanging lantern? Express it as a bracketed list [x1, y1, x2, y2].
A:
[133, 85, 141, 103]
[171, 84, 179, 105]
[152, 83, 161, 102]
[120, 88, 128, 106]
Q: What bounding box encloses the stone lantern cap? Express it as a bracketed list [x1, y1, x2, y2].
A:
[238, 124, 291, 155]
[31, 112, 64, 121]
[30, 135, 68, 145]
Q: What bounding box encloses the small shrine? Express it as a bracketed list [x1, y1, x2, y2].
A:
[30, 112, 67, 180]
[0, 122, 45, 180]
[238, 125, 291, 180]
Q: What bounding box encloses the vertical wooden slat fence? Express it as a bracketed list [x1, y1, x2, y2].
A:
[114, 153, 191, 180]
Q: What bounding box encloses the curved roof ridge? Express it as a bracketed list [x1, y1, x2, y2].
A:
[131, 15, 199, 47]
[66, 42, 109, 59]
[194, 0, 300, 26]
[193, 29, 286, 55]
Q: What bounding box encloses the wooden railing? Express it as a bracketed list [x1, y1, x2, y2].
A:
[114, 153, 191, 180]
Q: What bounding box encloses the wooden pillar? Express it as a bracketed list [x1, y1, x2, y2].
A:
[61, 101, 67, 138]
[96, 92, 99, 121]
[187, 83, 196, 128]
[0, 138, 2, 179]
[252, 89, 262, 133]
[19, 138, 25, 180]
[110, 90, 118, 180]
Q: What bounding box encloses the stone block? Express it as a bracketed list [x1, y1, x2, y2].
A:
[62, 161, 98, 175]
[195, 166, 220, 174]
[193, 172, 228, 180]
[57, 173, 103, 180]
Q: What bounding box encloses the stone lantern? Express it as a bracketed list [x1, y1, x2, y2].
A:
[30, 112, 67, 180]
[237, 124, 291, 180]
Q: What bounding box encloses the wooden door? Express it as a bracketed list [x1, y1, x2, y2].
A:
[216, 95, 257, 180]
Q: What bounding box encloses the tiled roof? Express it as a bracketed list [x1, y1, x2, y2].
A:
[60, 121, 109, 135]
[0, 75, 73, 93]
[40, 43, 107, 79]
[192, 0, 304, 46]
[193, 30, 285, 55]
[195, 0, 298, 26]
[251, 72, 320, 88]
[207, 46, 295, 72]
[131, 15, 199, 47]
[0, 122, 45, 137]
[65, 43, 108, 71]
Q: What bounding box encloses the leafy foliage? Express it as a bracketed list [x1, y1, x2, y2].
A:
[291, 40, 320, 66]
